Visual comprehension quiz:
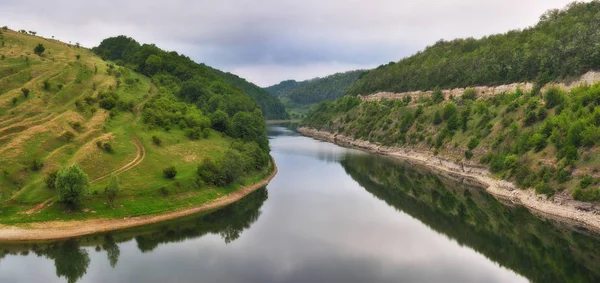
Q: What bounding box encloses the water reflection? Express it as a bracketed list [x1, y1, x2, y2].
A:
[340, 153, 600, 283]
[0, 187, 268, 282]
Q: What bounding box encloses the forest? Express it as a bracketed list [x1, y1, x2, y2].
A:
[348, 1, 600, 95]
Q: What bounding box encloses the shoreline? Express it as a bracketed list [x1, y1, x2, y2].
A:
[298, 127, 600, 233]
[0, 160, 278, 242]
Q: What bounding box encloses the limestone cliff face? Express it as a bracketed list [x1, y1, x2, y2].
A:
[360, 71, 600, 102]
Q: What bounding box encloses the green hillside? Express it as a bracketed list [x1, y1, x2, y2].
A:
[209, 68, 289, 120]
[348, 1, 600, 95]
[265, 70, 365, 118]
[303, 2, 600, 202]
[0, 29, 272, 223]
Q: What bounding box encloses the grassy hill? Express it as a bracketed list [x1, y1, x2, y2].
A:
[348, 1, 600, 96]
[265, 70, 365, 118]
[209, 67, 289, 120]
[0, 29, 273, 224]
[303, 2, 600, 203]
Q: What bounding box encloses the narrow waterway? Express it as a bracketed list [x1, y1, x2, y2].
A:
[1, 124, 599, 283]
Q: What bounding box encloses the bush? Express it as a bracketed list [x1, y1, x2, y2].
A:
[202, 128, 210, 138]
[467, 137, 480, 150]
[103, 143, 113, 153]
[104, 175, 119, 207]
[433, 111, 442, 125]
[535, 183, 554, 196]
[503, 155, 518, 170]
[45, 171, 58, 190]
[580, 174, 595, 189]
[62, 131, 75, 142]
[55, 165, 90, 208]
[43, 80, 51, 90]
[163, 166, 177, 179]
[463, 88, 476, 100]
[529, 133, 547, 152]
[31, 157, 44, 171]
[185, 127, 202, 140]
[159, 186, 169, 196]
[21, 88, 30, 98]
[33, 43, 45, 56]
[96, 141, 103, 148]
[465, 150, 473, 159]
[151, 135, 162, 146]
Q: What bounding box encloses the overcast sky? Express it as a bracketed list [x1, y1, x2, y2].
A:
[0, 0, 583, 86]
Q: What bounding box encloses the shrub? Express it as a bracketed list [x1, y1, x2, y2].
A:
[433, 111, 442, 125]
[159, 186, 169, 196]
[503, 154, 518, 170]
[55, 165, 90, 208]
[580, 174, 595, 189]
[33, 43, 45, 56]
[535, 183, 554, 196]
[202, 128, 210, 138]
[529, 133, 547, 152]
[463, 88, 476, 100]
[104, 176, 119, 207]
[465, 150, 473, 159]
[185, 127, 202, 140]
[467, 137, 480, 150]
[45, 171, 58, 190]
[21, 88, 30, 98]
[432, 87, 444, 103]
[75, 54, 81, 60]
[12, 97, 17, 105]
[43, 80, 51, 90]
[31, 157, 44, 171]
[151, 135, 161, 146]
[163, 166, 177, 179]
[96, 141, 103, 148]
[62, 131, 75, 142]
[103, 143, 113, 153]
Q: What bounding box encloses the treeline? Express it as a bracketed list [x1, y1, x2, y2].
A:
[266, 70, 366, 105]
[92, 36, 285, 119]
[303, 81, 600, 202]
[348, 1, 600, 95]
[210, 68, 289, 120]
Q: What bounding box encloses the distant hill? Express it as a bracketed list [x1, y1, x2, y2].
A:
[209, 68, 289, 120]
[265, 70, 365, 118]
[348, 1, 600, 95]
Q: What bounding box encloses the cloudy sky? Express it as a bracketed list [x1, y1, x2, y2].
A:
[0, 0, 582, 86]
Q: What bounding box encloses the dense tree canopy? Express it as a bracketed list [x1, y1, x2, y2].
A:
[266, 70, 365, 105]
[348, 1, 600, 95]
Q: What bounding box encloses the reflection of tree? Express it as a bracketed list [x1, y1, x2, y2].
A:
[340, 154, 600, 283]
[102, 234, 120, 268]
[42, 239, 90, 283]
[134, 187, 268, 251]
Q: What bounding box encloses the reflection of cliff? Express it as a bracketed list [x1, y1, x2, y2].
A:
[0, 187, 268, 282]
[340, 155, 600, 283]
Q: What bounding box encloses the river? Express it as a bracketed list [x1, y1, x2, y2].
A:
[1, 124, 599, 283]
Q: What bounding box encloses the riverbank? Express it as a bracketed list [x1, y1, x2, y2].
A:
[298, 127, 600, 233]
[0, 161, 278, 242]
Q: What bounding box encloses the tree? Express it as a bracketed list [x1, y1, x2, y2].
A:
[210, 110, 230, 132]
[144, 54, 163, 75]
[105, 175, 119, 207]
[163, 166, 177, 179]
[51, 239, 90, 283]
[33, 43, 45, 56]
[432, 87, 444, 103]
[55, 165, 90, 208]
[102, 235, 120, 268]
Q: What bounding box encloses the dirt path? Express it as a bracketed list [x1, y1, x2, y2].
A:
[0, 162, 277, 241]
[90, 135, 145, 184]
[298, 127, 600, 233]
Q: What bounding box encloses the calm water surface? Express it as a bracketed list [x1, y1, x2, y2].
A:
[1, 125, 599, 283]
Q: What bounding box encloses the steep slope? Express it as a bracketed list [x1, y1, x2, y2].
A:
[302, 1, 600, 205]
[209, 68, 289, 120]
[0, 29, 273, 225]
[265, 70, 365, 118]
[348, 1, 600, 96]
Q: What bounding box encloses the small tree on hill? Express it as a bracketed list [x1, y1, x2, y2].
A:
[55, 165, 90, 209]
[163, 166, 177, 179]
[105, 175, 120, 208]
[432, 87, 444, 103]
[45, 170, 58, 190]
[21, 88, 30, 98]
[33, 43, 45, 56]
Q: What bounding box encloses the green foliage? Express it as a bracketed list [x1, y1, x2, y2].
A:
[163, 166, 177, 179]
[21, 88, 30, 98]
[463, 88, 477, 100]
[45, 171, 58, 190]
[62, 131, 75, 142]
[467, 137, 480, 150]
[33, 43, 45, 56]
[348, 2, 600, 95]
[105, 175, 120, 207]
[151, 135, 161, 146]
[432, 87, 444, 103]
[265, 70, 366, 106]
[103, 143, 113, 153]
[209, 110, 230, 132]
[433, 111, 442, 125]
[42, 80, 51, 90]
[55, 165, 90, 208]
